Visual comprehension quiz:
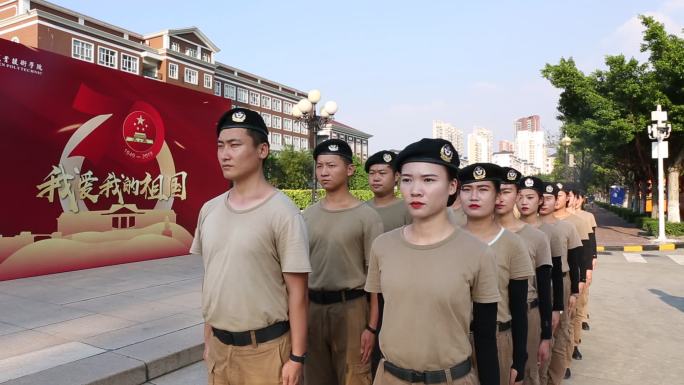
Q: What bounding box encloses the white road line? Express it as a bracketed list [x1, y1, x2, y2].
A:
[667, 255, 684, 265]
[623, 253, 647, 263]
[0, 341, 104, 382]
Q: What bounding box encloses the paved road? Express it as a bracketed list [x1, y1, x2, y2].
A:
[149, 248, 684, 385]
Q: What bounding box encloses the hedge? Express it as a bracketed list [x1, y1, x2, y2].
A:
[596, 202, 684, 236]
[282, 189, 375, 209]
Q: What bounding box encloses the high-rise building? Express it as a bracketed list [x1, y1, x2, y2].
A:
[432, 120, 464, 157]
[499, 140, 514, 152]
[514, 115, 546, 174]
[467, 127, 493, 164]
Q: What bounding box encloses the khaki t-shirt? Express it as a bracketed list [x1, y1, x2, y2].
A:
[190, 190, 312, 332]
[515, 224, 552, 301]
[448, 206, 467, 227]
[552, 220, 583, 272]
[489, 228, 536, 322]
[304, 201, 383, 291]
[365, 227, 500, 371]
[366, 199, 412, 232]
[538, 222, 565, 271]
[576, 210, 597, 231]
[561, 213, 590, 241]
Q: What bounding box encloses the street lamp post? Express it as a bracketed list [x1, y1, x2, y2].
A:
[561, 134, 572, 181]
[647, 105, 672, 242]
[292, 89, 338, 204]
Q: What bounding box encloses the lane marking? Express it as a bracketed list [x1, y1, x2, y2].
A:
[667, 255, 684, 265]
[623, 253, 647, 263]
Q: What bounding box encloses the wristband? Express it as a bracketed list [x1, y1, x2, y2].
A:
[366, 325, 378, 335]
[290, 352, 307, 364]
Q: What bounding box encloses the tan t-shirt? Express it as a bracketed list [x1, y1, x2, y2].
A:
[366, 199, 412, 232]
[304, 201, 383, 291]
[575, 210, 597, 232]
[538, 222, 565, 271]
[515, 224, 552, 301]
[489, 228, 536, 322]
[365, 227, 500, 371]
[190, 190, 312, 332]
[551, 220, 583, 272]
[560, 213, 590, 241]
[448, 206, 467, 227]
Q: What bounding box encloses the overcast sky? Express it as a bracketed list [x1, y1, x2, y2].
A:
[55, 0, 684, 153]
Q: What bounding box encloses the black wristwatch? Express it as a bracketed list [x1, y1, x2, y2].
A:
[290, 352, 307, 364]
[365, 324, 378, 335]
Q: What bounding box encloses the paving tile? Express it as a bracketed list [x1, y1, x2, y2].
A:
[148, 361, 207, 385]
[65, 293, 188, 323]
[0, 321, 25, 337]
[35, 314, 136, 340]
[0, 330, 70, 360]
[0, 294, 92, 329]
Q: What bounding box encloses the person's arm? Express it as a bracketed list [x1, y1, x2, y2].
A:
[282, 272, 308, 385]
[567, 247, 582, 294]
[203, 323, 212, 361]
[473, 302, 500, 385]
[509, 278, 528, 383]
[360, 293, 378, 364]
[536, 266, 553, 340]
[551, 256, 564, 311]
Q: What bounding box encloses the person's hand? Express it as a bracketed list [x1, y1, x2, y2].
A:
[586, 270, 593, 286]
[552, 311, 561, 334]
[579, 281, 586, 294]
[509, 368, 522, 385]
[281, 360, 303, 385]
[360, 329, 375, 364]
[538, 339, 551, 365]
[568, 294, 578, 314]
[593, 259, 598, 270]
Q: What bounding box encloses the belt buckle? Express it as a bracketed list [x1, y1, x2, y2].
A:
[410, 370, 425, 383]
[341, 290, 346, 303]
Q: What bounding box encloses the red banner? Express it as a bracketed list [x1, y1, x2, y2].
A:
[0, 39, 231, 280]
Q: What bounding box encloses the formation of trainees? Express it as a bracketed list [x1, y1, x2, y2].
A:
[191, 107, 598, 385]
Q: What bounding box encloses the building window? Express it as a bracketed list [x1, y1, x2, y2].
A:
[168, 63, 178, 79]
[121, 53, 139, 74]
[249, 91, 260, 106]
[186, 47, 197, 58]
[301, 138, 309, 150]
[283, 101, 292, 115]
[284, 119, 293, 132]
[204, 74, 212, 89]
[171, 42, 180, 52]
[97, 47, 117, 68]
[202, 52, 211, 62]
[272, 99, 282, 112]
[272, 132, 282, 145]
[301, 125, 308, 135]
[237, 88, 248, 103]
[72, 39, 93, 62]
[262, 113, 272, 127]
[214, 81, 222, 96]
[284, 135, 292, 146]
[294, 137, 301, 150]
[225, 84, 236, 99]
[184, 68, 198, 85]
[261, 95, 271, 109]
[273, 116, 282, 129]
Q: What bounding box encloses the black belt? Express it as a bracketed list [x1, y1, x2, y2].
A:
[309, 289, 365, 305]
[212, 321, 289, 346]
[528, 298, 539, 310]
[498, 320, 512, 332]
[384, 359, 471, 384]
[562, 272, 568, 277]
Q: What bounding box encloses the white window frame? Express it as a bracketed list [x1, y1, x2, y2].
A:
[272, 116, 282, 129]
[283, 101, 292, 115]
[71, 38, 94, 62]
[214, 81, 222, 96]
[249, 91, 260, 106]
[272, 99, 282, 112]
[120, 53, 139, 74]
[262, 113, 272, 128]
[284, 135, 292, 146]
[168, 62, 179, 79]
[204, 73, 212, 89]
[171, 41, 180, 52]
[97, 46, 117, 69]
[272, 132, 282, 146]
[202, 52, 211, 62]
[224, 84, 236, 99]
[261, 95, 271, 109]
[301, 138, 309, 150]
[237, 88, 249, 103]
[284, 118, 293, 132]
[184, 68, 198, 85]
[186, 47, 197, 58]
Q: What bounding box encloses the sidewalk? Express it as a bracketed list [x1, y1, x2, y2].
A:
[587, 204, 684, 250]
[0, 255, 205, 385]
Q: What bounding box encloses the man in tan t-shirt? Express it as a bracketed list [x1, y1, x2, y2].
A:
[191, 108, 311, 385]
[449, 194, 468, 227]
[571, 191, 597, 333]
[363, 150, 411, 377]
[459, 163, 535, 385]
[304, 139, 383, 385]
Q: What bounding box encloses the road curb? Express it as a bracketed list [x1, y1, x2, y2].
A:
[597, 242, 684, 252]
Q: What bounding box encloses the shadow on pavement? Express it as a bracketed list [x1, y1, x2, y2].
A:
[649, 288, 684, 313]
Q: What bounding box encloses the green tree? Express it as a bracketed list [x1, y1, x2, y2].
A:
[349, 155, 369, 190]
[265, 147, 313, 189]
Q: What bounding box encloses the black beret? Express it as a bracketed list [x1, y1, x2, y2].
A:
[458, 163, 504, 185]
[394, 138, 459, 172]
[554, 182, 568, 193]
[501, 167, 522, 184]
[518, 176, 545, 195]
[543, 182, 559, 196]
[313, 138, 353, 162]
[216, 107, 268, 138]
[365, 150, 397, 173]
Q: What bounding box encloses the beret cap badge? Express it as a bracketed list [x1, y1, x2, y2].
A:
[507, 169, 517, 181]
[556, 182, 564, 190]
[546, 185, 554, 193]
[473, 166, 486, 180]
[328, 144, 339, 152]
[524, 178, 534, 187]
[383, 153, 393, 163]
[440, 144, 453, 162]
[231, 111, 246, 123]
